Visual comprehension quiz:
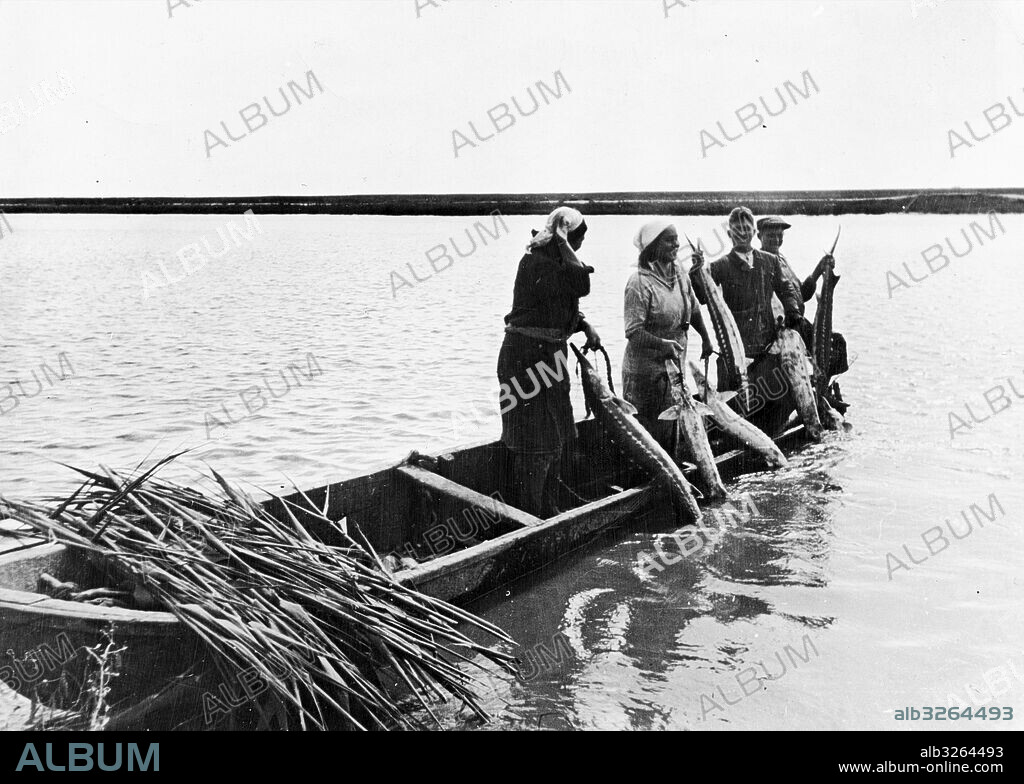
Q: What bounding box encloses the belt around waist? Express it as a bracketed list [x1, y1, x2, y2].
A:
[505, 325, 570, 344]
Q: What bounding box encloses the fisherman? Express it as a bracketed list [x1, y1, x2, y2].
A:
[623, 220, 715, 450]
[757, 216, 849, 413]
[690, 206, 804, 435]
[497, 206, 602, 518]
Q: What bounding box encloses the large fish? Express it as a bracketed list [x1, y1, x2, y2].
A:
[570, 344, 702, 524]
[767, 325, 823, 441]
[813, 228, 841, 401]
[658, 360, 727, 499]
[689, 361, 788, 469]
[685, 236, 750, 409]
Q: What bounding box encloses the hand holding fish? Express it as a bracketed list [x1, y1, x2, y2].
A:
[700, 337, 717, 360]
[661, 339, 686, 358]
[814, 226, 841, 280]
[583, 322, 603, 351]
[686, 230, 749, 402]
[682, 232, 703, 265]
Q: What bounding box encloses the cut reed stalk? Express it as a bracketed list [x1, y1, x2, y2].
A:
[1, 459, 519, 730]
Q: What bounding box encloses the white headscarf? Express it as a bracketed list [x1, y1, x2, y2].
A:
[527, 206, 585, 250]
[633, 220, 674, 253]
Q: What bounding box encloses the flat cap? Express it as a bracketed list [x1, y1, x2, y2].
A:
[756, 216, 792, 232]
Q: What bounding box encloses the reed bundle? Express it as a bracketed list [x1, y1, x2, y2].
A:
[1, 455, 518, 730]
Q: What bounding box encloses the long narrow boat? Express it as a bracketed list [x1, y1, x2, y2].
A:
[0, 417, 808, 711]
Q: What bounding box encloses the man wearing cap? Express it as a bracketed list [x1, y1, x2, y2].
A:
[757, 216, 849, 411]
[690, 206, 803, 434]
[757, 216, 835, 319]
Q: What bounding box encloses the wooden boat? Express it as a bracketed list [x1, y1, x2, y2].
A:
[0, 416, 808, 713]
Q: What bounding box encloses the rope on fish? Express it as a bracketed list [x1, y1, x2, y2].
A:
[599, 346, 616, 395]
[584, 344, 616, 395]
[573, 350, 593, 419]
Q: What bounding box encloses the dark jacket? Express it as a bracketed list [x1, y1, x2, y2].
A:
[776, 252, 817, 316]
[498, 240, 593, 456]
[504, 241, 592, 336]
[691, 249, 801, 357]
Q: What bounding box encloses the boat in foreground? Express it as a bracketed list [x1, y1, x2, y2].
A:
[0, 416, 808, 713]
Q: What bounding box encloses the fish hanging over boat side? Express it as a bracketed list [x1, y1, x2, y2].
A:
[571, 344, 702, 525]
[767, 324, 823, 441]
[689, 361, 788, 469]
[685, 235, 750, 409]
[659, 360, 727, 499]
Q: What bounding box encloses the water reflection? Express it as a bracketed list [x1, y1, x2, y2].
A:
[461, 442, 843, 730]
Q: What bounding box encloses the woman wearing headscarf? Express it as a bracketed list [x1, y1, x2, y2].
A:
[497, 206, 601, 518]
[623, 220, 715, 448]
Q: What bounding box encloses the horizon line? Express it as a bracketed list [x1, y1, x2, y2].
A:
[2, 188, 1021, 215]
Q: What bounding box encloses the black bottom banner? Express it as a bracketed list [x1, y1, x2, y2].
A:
[0, 730, 1018, 778]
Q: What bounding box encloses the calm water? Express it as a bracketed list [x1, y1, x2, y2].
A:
[2, 213, 1022, 730]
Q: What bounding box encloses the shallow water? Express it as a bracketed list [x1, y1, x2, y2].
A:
[2, 213, 1022, 730]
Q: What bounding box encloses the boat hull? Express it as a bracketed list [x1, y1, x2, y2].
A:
[0, 419, 809, 721]
[0, 544, 201, 710]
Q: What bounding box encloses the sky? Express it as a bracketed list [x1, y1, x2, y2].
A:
[0, 0, 1022, 197]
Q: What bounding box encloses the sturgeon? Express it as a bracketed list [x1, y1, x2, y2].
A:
[813, 228, 841, 400]
[812, 269, 839, 396]
[570, 344, 702, 524]
[658, 360, 727, 499]
[767, 326, 823, 441]
[689, 362, 788, 469]
[685, 236, 750, 409]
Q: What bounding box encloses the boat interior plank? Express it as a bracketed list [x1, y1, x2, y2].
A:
[396, 464, 543, 530]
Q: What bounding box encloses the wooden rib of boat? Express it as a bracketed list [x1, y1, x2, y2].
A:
[0, 417, 808, 709]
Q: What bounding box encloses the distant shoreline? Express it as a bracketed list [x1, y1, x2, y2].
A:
[2, 189, 1023, 215]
